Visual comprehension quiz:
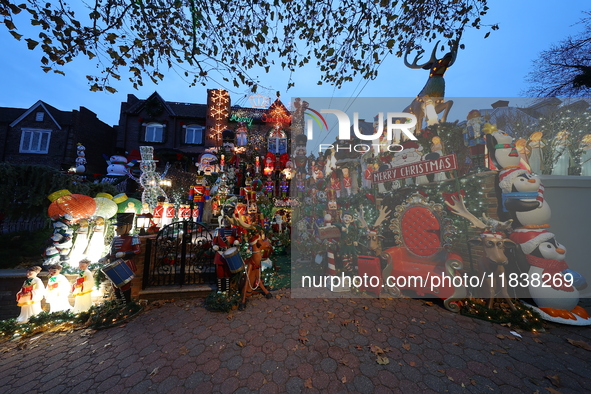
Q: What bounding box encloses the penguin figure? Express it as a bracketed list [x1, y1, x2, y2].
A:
[486, 130, 520, 170]
[498, 168, 551, 227]
[510, 229, 590, 325]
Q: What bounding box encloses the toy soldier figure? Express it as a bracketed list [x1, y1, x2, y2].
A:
[99, 213, 140, 303]
[189, 172, 210, 223]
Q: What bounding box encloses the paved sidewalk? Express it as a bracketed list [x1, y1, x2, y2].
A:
[1, 291, 590, 393]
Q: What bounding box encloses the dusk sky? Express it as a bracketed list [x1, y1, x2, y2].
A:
[0, 1, 589, 129]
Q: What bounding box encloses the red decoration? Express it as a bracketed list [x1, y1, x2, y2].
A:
[48, 194, 96, 221]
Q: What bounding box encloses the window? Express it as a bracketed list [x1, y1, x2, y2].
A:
[185, 125, 204, 145]
[20, 128, 51, 153]
[145, 123, 164, 142]
[35, 112, 45, 121]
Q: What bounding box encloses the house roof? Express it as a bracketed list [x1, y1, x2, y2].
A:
[125, 91, 208, 118]
[0, 107, 26, 124]
[7, 100, 69, 129]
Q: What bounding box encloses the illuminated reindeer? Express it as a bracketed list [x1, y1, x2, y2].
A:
[403, 35, 461, 131]
[444, 192, 517, 311]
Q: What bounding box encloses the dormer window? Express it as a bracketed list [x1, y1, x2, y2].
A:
[35, 112, 45, 121]
[145, 122, 164, 143]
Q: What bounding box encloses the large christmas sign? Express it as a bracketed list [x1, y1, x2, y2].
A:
[373, 154, 458, 183]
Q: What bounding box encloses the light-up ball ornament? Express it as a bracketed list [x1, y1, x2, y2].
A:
[47, 191, 96, 221]
[93, 197, 118, 219]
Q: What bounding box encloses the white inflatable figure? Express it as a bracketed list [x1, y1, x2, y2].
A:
[579, 134, 591, 176]
[430, 136, 447, 181]
[527, 132, 545, 174]
[510, 229, 590, 325]
[16, 266, 45, 323]
[106, 154, 134, 177]
[551, 130, 570, 175]
[75, 143, 86, 173]
[391, 141, 428, 186]
[45, 263, 72, 313]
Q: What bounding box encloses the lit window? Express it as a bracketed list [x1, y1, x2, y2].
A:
[20, 128, 51, 153]
[145, 123, 164, 142]
[185, 125, 204, 145]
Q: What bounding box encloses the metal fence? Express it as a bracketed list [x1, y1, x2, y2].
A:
[0, 216, 48, 234]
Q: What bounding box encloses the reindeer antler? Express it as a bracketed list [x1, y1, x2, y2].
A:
[444, 193, 487, 231]
[404, 41, 439, 69]
[373, 206, 391, 229]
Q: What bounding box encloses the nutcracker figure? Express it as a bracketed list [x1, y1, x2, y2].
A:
[190, 173, 210, 223]
[342, 167, 352, 196]
[330, 170, 342, 198]
[280, 173, 289, 198]
[99, 213, 141, 304]
[212, 219, 240, 293]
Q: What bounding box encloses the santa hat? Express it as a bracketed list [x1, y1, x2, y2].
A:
[401, 141, 421, 151]
[498, 168, 528, 193]
[509, 229, 555, 255]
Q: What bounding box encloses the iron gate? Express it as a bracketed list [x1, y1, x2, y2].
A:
[143, 221, 215, 287]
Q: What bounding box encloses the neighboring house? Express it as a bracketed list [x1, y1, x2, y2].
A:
[116, 91, 280, 167]
[117, 91, 211, 165]
[0, 100, 116, 174]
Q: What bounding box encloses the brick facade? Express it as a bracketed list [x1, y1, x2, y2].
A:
[0, 101, 115, 173]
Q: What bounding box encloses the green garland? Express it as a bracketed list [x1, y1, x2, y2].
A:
[460, 298, 543, 332]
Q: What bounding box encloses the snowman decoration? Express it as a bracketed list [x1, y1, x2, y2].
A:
[75, 143, 87, 173]
[105, 154, 135, 178]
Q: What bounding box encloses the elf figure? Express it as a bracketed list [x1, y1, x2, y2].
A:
[16, 266, 45, 323]
[45, 264, 72, 313]
[99, 213, 141, 304]
[72, 259, 94, 314]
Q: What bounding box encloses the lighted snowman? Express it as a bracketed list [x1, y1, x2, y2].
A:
[510, 229, 590, 325]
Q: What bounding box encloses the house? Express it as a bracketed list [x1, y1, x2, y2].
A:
[116, 91, 288, 168]
[0, 100, 116, 174]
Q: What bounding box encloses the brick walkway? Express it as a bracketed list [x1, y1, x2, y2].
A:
[1, 291, 590, 393]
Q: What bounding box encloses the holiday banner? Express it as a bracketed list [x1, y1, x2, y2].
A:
[372, 154, 458, 183]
